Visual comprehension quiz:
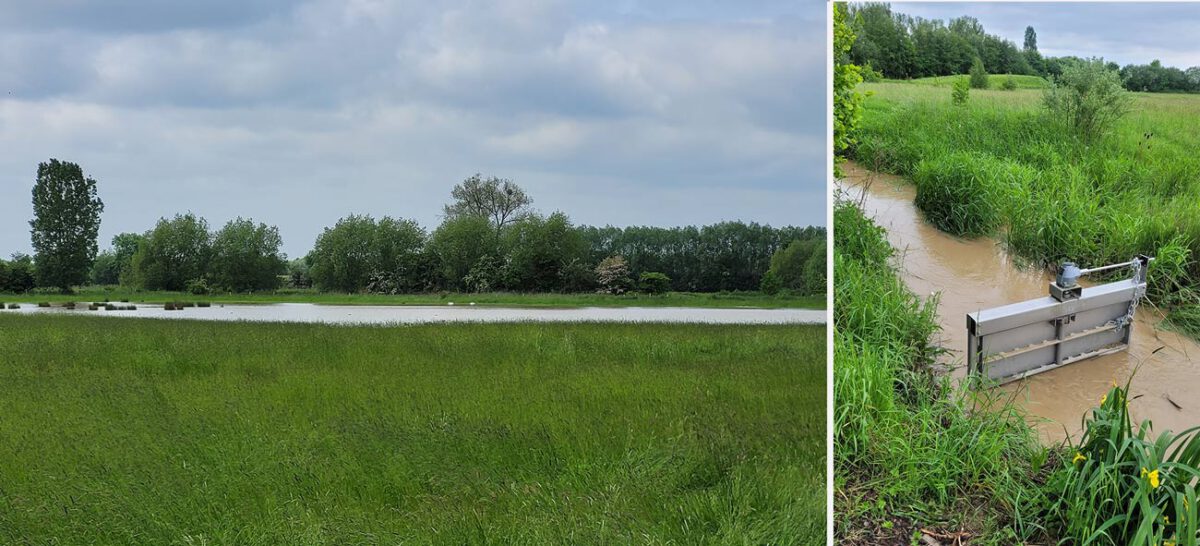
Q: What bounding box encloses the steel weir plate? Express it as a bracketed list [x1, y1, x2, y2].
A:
[967, 279, 1143, 384]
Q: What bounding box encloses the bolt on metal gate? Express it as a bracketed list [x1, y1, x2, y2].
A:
[967, 255, 1152, 384]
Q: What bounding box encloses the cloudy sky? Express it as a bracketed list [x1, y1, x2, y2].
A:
[894, 3, 1200, 68]
[0, 0, 825, 258]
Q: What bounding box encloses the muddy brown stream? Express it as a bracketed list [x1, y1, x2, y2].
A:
[840, 161, 1199, 443]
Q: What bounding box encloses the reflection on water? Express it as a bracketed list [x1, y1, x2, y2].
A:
[839, 160, 1199, 443]
[1, 302, 825, 325]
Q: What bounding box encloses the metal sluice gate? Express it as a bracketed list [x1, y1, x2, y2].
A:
[967, 255, 1153, 384]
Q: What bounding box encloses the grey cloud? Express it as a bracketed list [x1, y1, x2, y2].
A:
[0, 0, 825, 258]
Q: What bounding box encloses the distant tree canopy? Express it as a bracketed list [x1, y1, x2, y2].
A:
[13, 171, 824, 296]
[847, 3, 1200, 93]
[30, 159, 104, 292]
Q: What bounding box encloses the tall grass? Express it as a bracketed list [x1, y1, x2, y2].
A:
[852, 82, 1200, 336]
[834, 200, 1050, 544]
[0, 316, 825, 544]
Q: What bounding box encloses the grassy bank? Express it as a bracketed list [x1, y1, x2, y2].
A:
[834, 199, 1200, 545]
[851, 79, 1200, 335]
[0, 315, 824, 544]
[833, 200, 1051, 544]
[0, 287, 823, 309]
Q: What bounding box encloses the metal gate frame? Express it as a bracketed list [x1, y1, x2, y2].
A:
[967, 257, 1149, 384]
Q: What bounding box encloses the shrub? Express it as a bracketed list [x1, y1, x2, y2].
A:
[186, 278, 209, 295]
[913, 152, 1015, 237]
[952, 77, 970, 105]
[1043, 58, 1131, 141]
[595, 255, 633, 295]
[638, 272, 671, 295]
[969, 57, 989, 89]
[1002, 75, 1018, 90]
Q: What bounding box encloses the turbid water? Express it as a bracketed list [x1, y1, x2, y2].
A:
[840, 161, 1199, 443]
[0, 302, 825, 325]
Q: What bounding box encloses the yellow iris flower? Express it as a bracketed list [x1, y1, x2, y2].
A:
[1142, 467, 1161, 489]
[1072, 452, 1086, 465]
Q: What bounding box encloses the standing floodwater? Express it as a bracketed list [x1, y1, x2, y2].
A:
[1, 302, 824, 325]
[840, 160, 1198, 442]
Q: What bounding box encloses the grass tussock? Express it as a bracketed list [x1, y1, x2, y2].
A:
[0, 316, 825, 544]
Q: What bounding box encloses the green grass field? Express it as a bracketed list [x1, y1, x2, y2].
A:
[0, 315, 825, 544]
[0, 287, 824, 310]
[852, 79, 1200, 335]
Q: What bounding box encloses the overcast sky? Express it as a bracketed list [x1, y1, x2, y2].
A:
[0, 0, 825, 258]
[894, 2, 1200, 69]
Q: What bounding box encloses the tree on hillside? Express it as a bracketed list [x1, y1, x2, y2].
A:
[834, 2, 866, 178]
[443, 174, 532, 234]
[131, 213, 212, 291]
[209, 218, 287, 292]
[1023, 26, 1038, 52]
[29, 159, 104, 292]
[969, 56, 989, 89]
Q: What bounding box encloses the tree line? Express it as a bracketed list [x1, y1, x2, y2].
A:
[847, 2, 1200, 94]
[5, 161, 824, 296]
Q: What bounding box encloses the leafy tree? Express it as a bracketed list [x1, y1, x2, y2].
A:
[373, 217, 429, 292]
[638, 272, 671, 295]
[131, 213, 212, 291]
[500, 212, 586, 292]
[1023, 26, 1038, 52]
[463, 255, 502, 293]
[557, 258, 596, 293]
[969, 56, 989, 89]
[0, 254, 36, 293]
[1044, 58, 1132, 141]
[595, 255, 633, 295]
[308, 215, 426, 292]
[834, 2, 866, 178]
[29, 159, 104, 292]
[1002, 75, 1018, 90]
[110, 233, 144, 286]
[428, 215, 497, 290]
[802, 239, 827, 295]
[760, 270, 782, 295]
[768, 239, 819, 294]
[89, 251, 120, 285]
[286, 258, 312, 289]
[209, 218, 287, 292]
[443, 174, 532, 233]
